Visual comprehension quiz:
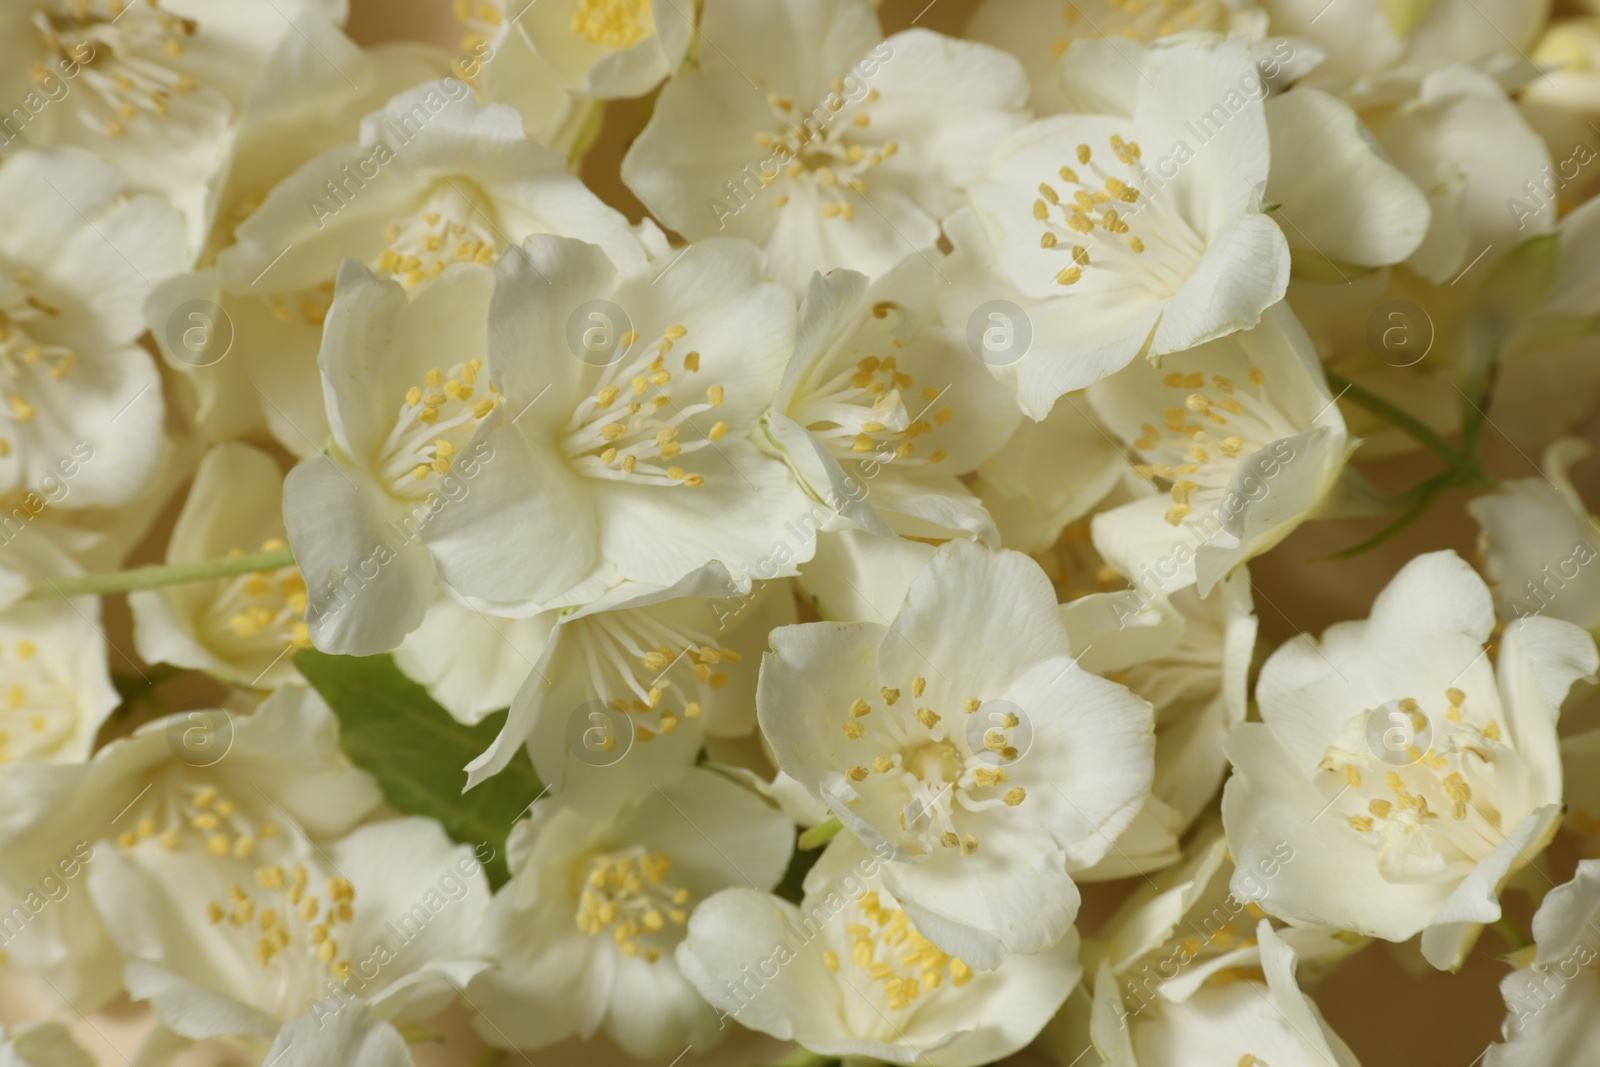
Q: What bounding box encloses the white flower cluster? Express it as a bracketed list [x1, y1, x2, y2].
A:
[3, 0, 1600, 1064]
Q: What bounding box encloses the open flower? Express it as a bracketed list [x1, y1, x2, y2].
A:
[191, 79, 642, 458]
[466, 568, 794, 817]
[967, 35, 1290, 414]
[1067, 825, 1359, 1067]
[0, 147, 183, 509]
[0, 0, 346, 248]
[622, 0, 1030, 292]
[467, 234, 815, 615]
[0, 687, 382, 1010]
[497, 0, 696, 100]
[1222, 551, 1599, 970]
[676, 835, 1082, 1067]
[1088, 302, 1354, 597]
[469, 768, 793, 1058]
[130, 444, 310, 689]
[763, 261, 1020, 544]
[758, 539, 1155, 967]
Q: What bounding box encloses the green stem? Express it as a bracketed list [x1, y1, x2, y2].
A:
[797, 817, 843, 851]
[1325, 371, 1463, 467]
[25, 546, 295, 601]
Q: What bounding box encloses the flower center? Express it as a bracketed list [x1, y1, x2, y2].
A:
[573, 611, 740, 743]
[375, 183, 500, 290]
[560, 323, 728, 490]
[452, 0, 503, 76]
[569, 0, 654, 49]
[34, 0, 201, 139]
[1322, 688, 1512, 879]
[1037, 519, 1128, 601]
[1129, 365, 1293, 526]
[1050, 0, 1225, 59]
[574, 845, 690, 963]
[823, 890, 972, 1022]
[790, 305, 954, 468]
[1034, 137, 1204, 298]
[202, 538, 311, 658]
[378, 359, 500, 499]
[756, 90, 896, 222]
[0, 637, 78, 765]
[838, 676, 1027, 857]
[0, 272, 76, 456]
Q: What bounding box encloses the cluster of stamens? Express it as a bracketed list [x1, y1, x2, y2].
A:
[208, 864, 356, 981]
[452, 0, 502, 78]
[802, 341, 954, 468]
[376, 187, 500, 290]
[569, 0, 654, 49]
[822, 890, 973, 1011]
[1049, 0, 1221, 60]
[563, 323, 728, 489]
[117, 784, 279, 858]
[382, 360, 500, 496]
[0, 637, 76, 764]
[1130, 367, 1282, 526]
[839, 676, 1027, 857]
[1323, 688, 1511, 866]
[1033, 137, 1203, 296]
[34, 0, 201, 139]
[578, 611, 739, 747]
[574, 847, 690, 963]
[206, 538, 311, 655]
[755, 90, 896, 221]
[0, 272, 77, 455]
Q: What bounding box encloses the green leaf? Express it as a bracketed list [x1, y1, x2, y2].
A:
[295, 649, 542, 888]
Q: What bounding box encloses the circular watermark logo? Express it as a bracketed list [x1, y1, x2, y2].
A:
[966, 300, 1032, 367]
[565, 699, 634, 767]
[1364, 698, 1433, 767]
[965, 699, 1033, 768]
[1365, 299, 1433, 368]
[166, 708, 234, 767]
[164, 300, 234, 368]
[566, 299, 635, 368]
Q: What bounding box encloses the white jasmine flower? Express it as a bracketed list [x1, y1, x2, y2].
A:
[622, 0, 1030, 292]
[481, 0, 695, 101]
[1366, 66, 1554, 283]
[97, 815, 489, 1058]
[0, 0, 346, 250]
[0, 687, 382, 1009]
[130, 444, 310, 689]
[1087, 302, 1354, 597]
[393, 594, 556, 726]
[676, 835, 1082, 1066]
[1484, 859, 1600, 1066]
[967, 35, 1290, 414]
[758, 539, 1155, 967]
[1049, 822, 1358, 1067]
[0, 147, 184, 508]
[198, 79, 642, 458]
[472, 235, 815, 614]
[466, 568, 795, 818]
[1467, 438, 1600, 630]
[282, 260, 517, 657]
[0, 595, 117, 767]
[143, 29, 454, 445]
[469, 768, 793, 1058]
[964, 0, 1268, 113]
[764, 262, 1020, 545]
[1222, 551, 1599, 971]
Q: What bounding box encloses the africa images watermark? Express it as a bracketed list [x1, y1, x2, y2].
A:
[0, 440, 96, 549]
[0, 42, 97, 146]
[0, 841, 95, 953]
